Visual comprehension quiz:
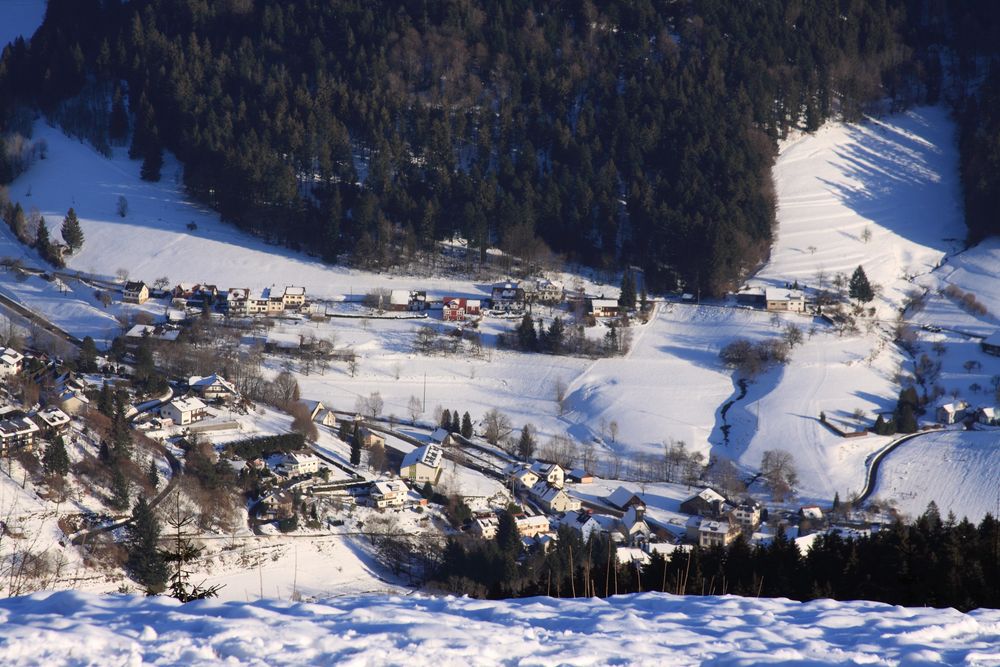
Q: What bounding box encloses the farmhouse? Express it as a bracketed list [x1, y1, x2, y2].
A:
[535, 279, 564, 303]
[680, 488, 729, 518]
[530, 462, 565, 489]
[977, 406, 997, 425]
[529, 480, 581, 513]
[123, 281, 150, 304]
[590, 299, 621, 318]
[982, 332, 1000, 356]
[765, 287, 806, 313]
[605, 486, 645, 512]
[358, 426, 385, 449]
[259, 490, 294, 520]
[188, 374, 239, 404]
[0, 347, 24, 377]
[125, 324, 181, 346]
[936, 400, 968, 425]
[159, 396, 208, 426]
[370, 479, 408, 508]
[442, 297, 482, 321]
[429, 427, 459, 447]
[387, 290, 411, 311]
[560, 510, 606, 543]
[695, 519, 740, 548]
[400, 444, 443, 484]
[507, 464, 539, 490]
[735, 286, 766, 308]
[731, 499, 763, 534]
[514, 514, 551, 538]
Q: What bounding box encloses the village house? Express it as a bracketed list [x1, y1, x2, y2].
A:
[471, 513, 500, 539]
[125, 324, 181, 348]
[506, 464, 539, 490]
[34, 406, 71, 436]
[765, 287, 806, 313]
[264, 332, 302, 352]
[590, 299, 621, 318]
[680, 487, 729, 518]
[535, 279, 564, 304]
[313, 408, 337, 428]
[386, 289, 412, 312]
[370, 479, 408, 508]
[441, 297, 482, 321]
[567, 469, 594, 484]
[0, 415, 39, 456]
[977, 406, 997, 425]
[529, 480, 581, 513]
[282, 286, 307, 310]
[730, 499, 763, 534]
[400, 444, 443, 484]
[358, 426, 386, 449]
[50, 372, 90, 415]
[694, 519, 740, 548]
[734, 286, 766, 308]
[605, 486, 646, 512]
[123, 281, 150, 304]
[514, 514, 551, 538]
[982, 331, 1000, 357]
[188, 374, 239, 404]
[159, 396, 208, 426]
[530, 462, 565, 489]
[259, 490, 294, 520]
[429, 427, 459, 448]
[0, 347, 24, 378]
[560, 510, 607, 543]
[226, 286, 306, 316]
[276, 451, 321, 477]
[408, 291, 427, 311]
[490, 281, 525, 311]
[936, 400, 969, 425]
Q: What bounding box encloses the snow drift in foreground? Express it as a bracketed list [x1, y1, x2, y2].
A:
[1, 591, 998, 666]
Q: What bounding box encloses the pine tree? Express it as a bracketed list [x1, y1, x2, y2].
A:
[517, 424, 536, 460]
[517, 313, 538, 351]
[42, 435, 70, 477]
[147, 458, 160, 489]
[97, 382, 113, 416]
[349, 434, 361, 466]
[461, 412, 473, 438]
[109, 86, 129, 141]
[849, 265, 875, 303]
[61, 207, 84, 251]
[619, 271, 636, 309]
[140, 144, 163, 182]
[160, 495, 221, 601]
[450, 409, 461, 434]
[125, 496, 168, 593]
[440, 409, 451, 430]
[110, 465, 131, 511]
[35, 217, 52, 262]
[78, 335, 98, 372]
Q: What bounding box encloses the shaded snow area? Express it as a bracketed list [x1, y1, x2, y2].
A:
[0, 1, 46, 47]
[752, 105, 964, 314]
[1, 591, 999, 666]
[872, 430, 1000, 523]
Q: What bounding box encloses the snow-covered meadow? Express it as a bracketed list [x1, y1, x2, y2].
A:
[1, 590, 999, 666]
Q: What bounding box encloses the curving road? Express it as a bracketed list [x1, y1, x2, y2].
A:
[856, 428, 942, 505]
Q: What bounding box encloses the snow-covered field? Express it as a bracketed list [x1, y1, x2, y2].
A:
[872, 430, 1000, 522]
[1, 590, 998, 666]
[0, 0, 46, 47]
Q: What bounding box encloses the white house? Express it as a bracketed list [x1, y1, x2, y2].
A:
[515, 514, 551, 538]
[400, 444, 443, 484]
[159, 396, 208, 426]
[561, 510, 606, 543]
[978, 406, 998, 425]
[188, 374, 239, 404]
[35, 406, 71, 434]
[591, 299, 621, 318]
[471, 513, 500, 539]
[277, 452, 321, 477]
[535, 279, 564, 303]
[0, 416, 39, 456]
[530, 462, 564, 489]
[697, 519, 739, 548]
[0, 347, 24, 377]
[370, 479, 408, 508]
[765, 287, 806, 313]
[936, 400, 968, 425]
[123, 281, 150, 304]
[529, 480, 581, 514]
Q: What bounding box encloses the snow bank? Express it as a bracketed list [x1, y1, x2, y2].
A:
[1, 590, 998, 665]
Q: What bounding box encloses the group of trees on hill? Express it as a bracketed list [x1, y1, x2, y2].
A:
[434, 504, 1000, 612]
[0, 0, 922, 294]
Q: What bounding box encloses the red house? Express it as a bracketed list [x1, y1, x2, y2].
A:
[442, 297, 482, 321]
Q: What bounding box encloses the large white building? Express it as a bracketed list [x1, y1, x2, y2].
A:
[400, 444, 443, 484]
[0, 347, 24, 377]
[159, 396, 208, 426]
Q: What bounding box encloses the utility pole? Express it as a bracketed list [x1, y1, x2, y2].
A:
[422, 372, 427, 413]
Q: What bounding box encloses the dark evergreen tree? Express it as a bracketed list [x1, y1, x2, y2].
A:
[125, 496, 168, 593]
[42, 435, 70, 477]
[109, 86, 129, 142]
[517, 424, 536, 460]
[77, 335, 98, 372]
[619, 271, 636, 309]
[140, 144, 163, 182]
[440, 409, 452, 430]
[349, 435, 361, 466]
[461, 412, 473, 439]
[35, 217, 52, 262]
[110, 465, 131, 511]
[147, 458, 160, 489]
[849, 265, 875, 303]
[97, 382, 114, 416]
[450, 409, 461, 434]
[517, 314, 538, 351]
[61, 207, 84, 251]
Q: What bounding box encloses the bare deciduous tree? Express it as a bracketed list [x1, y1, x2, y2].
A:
[482, 408, 513, 446]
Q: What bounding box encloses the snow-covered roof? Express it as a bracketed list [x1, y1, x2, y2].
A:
[591, 299, 619, 310]
[285, 451, 320, 465]
[168, 396, 206, 413]
[937, 400, 967, 413]
[284, 286, 306, 296]
[389, 289, 410, 304]
[800, 506, 824, 520]
[401, 444, 443, 470]
[698, 520, 731, 535]
[266, 332, 301, 348]
[0, 416, 38, 437]
[530, 480, 567, 503]
[765, 287, 805, 302]
[189, 374, 237, 393]
[429, 427, 451, 443]
[35, 406, 70, 428]
[371, 479, 407, 496]
[0, 347, 23, 365]
[606, 486, 642, 509]
[686, 487, 726, 505]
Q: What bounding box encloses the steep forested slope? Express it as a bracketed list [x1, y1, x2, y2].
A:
[0, 1, 918, 293]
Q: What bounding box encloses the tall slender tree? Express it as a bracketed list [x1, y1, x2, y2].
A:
[61, 207, 84, 251]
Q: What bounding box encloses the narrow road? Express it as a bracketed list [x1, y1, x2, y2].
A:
[0, 288, 81, 347]
[856, 428, 942, 505]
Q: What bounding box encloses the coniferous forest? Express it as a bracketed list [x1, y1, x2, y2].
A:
[435, 505, 1000, 612]
[0, 0, 930, 294]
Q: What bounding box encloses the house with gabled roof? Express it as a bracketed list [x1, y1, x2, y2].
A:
[123, 281, 149, 304]
[276, 451, 321, 477]
[530, 462, 565, 489]
[605, 486, 645, 512]
[936, 400, 969, 425]
[370, 479, 408, 508]
[429, 427, 458, 447]
[0, 347, 24, 377]
[188, 374, 239, 404]
[680, 487, 729, 518]
[529, 480, 581, 514]
[400, 444, 443, 484]
[622, 505, 652, 547]
[159, 396, 208, 426]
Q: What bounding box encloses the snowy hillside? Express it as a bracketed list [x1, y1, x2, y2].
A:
[2, 591, 998, 666]
[0, 1, 46, 47]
